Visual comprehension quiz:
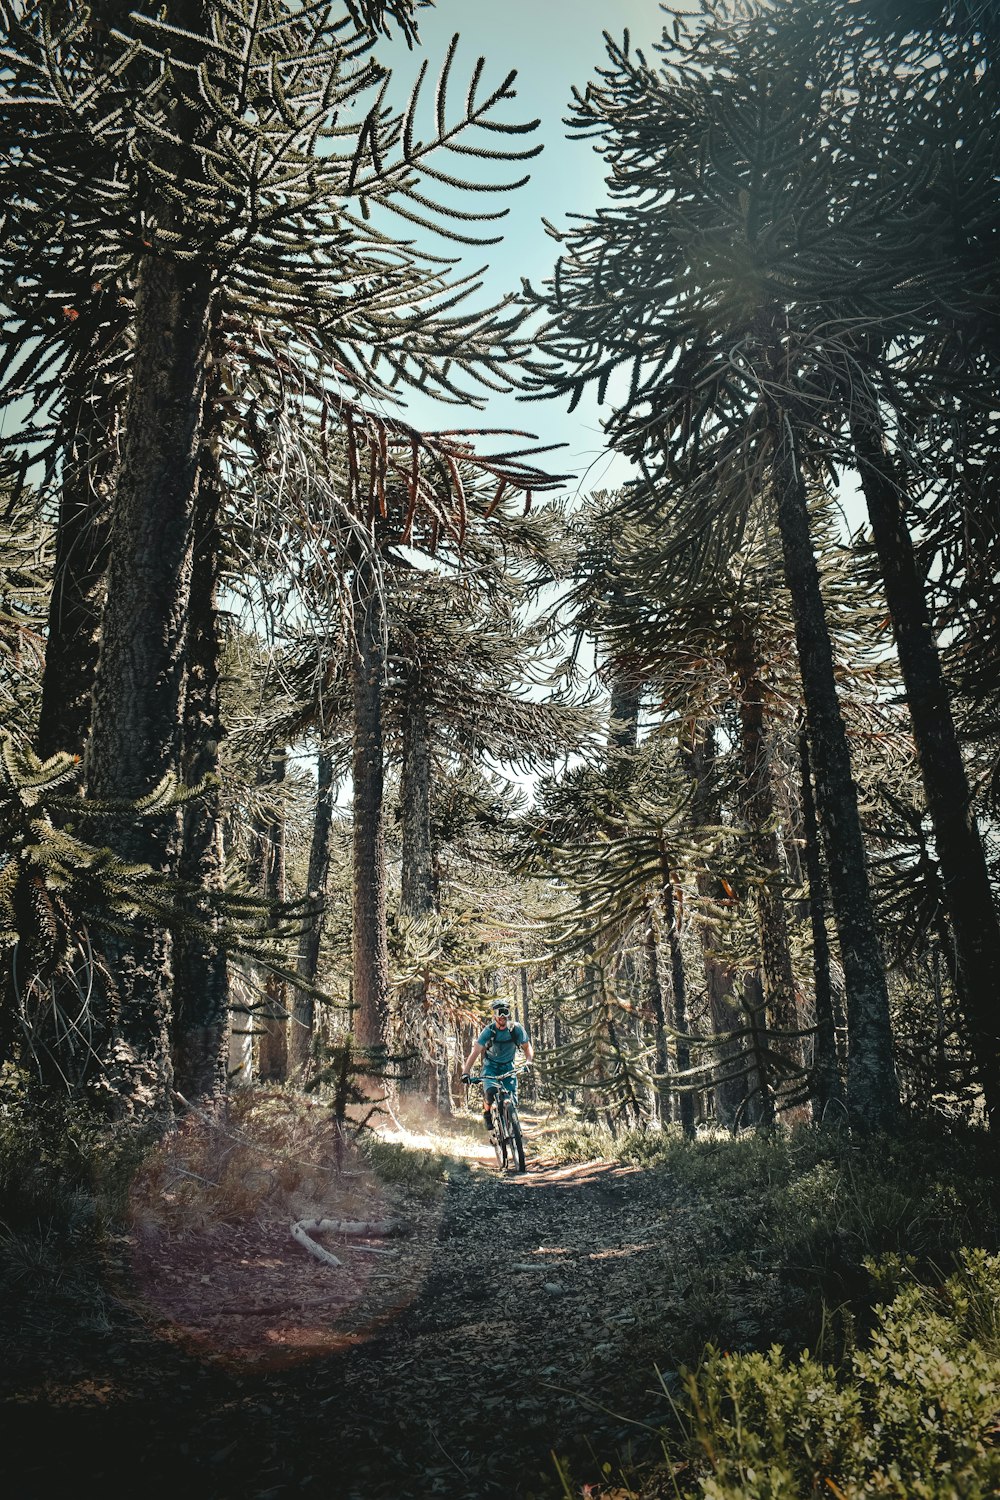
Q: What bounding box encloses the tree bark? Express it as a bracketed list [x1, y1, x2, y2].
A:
[172, 442, 229, 1108]
[256, 753, 288, 1083]
[661, 852, 696, 1136]
[643, 903, 673, 1126]
[400, 682, 434, 921]
[742, 972, 774, 1128]
[398, 675, 446, 1108]
[851, 412, 1000, 1133]
[798, 724, 846, 1121]
[519, 965, 532, 1107]
[729, 628, 802, 1093]
[288, 749, 337, 1078]
[85, 243, 214, 1118]
[36, 334, 123, 761]
[35, 0, 139, 761]
[687, 731, 749, 1127]
[607, 675, 641, 755]
[84, 0, 215, 1119]
[351, 552, 391, 1083]
[770, 413, 898, 1133]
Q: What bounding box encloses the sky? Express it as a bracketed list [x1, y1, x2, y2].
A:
[375, 0, 676, 497]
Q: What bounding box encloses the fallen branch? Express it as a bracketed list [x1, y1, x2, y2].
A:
[290, 1217, 404, 1268]
[291, 1220, 343, 1267]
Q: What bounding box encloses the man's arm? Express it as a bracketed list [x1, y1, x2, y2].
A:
[520, 1029, 534, 1065]
[464, 1040, 485, 1074]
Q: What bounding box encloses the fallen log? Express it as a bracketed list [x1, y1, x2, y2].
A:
[297, 1218, 402, 1237]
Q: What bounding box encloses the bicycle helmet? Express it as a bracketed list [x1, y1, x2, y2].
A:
[490, 999, 512, 1017]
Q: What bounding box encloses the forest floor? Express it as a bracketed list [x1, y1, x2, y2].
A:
[1, 1095, 692, 1500]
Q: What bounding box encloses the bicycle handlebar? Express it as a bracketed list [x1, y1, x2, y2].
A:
[464, 1064, 530, 1086]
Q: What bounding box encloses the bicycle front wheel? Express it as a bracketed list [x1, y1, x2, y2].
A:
[499, 1101, 520, 1173]
[508, 1102, 526, 1173]
[492, 1103, 506, 1169]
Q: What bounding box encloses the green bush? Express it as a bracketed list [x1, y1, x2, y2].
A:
[0, 1064, 155, 1228]
[673, 1250, 1000, 1499]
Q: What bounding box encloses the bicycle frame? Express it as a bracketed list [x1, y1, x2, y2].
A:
[468, 1067, 527, 1173]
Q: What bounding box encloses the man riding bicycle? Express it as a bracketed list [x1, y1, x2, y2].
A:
[462, 999, 534, 1139]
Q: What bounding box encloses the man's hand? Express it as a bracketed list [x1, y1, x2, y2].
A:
[461, 1073, 471, 1085]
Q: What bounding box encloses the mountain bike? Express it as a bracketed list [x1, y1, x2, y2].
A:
[466, 1067, 527, 1173]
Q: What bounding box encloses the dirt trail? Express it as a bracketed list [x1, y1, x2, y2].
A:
[4, 1122, 683, 1500]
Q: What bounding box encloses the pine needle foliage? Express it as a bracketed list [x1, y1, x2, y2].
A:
[0, 0, 545, 449]
[248, 498, 596, 769]
[0, 461, 49, 742]
[0, 733, 317, 1088]
[542, 957, 653, 1130]
[0, 736, 182, 1085]
[526, 0, 1000, 1132]
[0, 736, 189, 976]
[524, 0, 981, 571]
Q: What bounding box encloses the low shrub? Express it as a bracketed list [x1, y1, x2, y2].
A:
[665, 1248, 1000, 1499]
[0, 1063, 156, 1230]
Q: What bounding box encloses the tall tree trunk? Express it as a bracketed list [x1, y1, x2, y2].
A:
[398, 672, 441, 1105]
[742, 973, 774, 1128]
[519, 965, 533, 1106]
[398, 675, 431, 1074]
[798, 724, 846, 1121]
[351, 552, 391, 1084]
[770, 410, 898, 1133]
[84, 0, 215, 1119]
[705, 962, 749, 1128]
[257, 753, 288, 1083]
[606, 670, 649, 1123]
[288, 748, 337, 1078]
[171, 520, 229, 1106]
[85, 251, 214, 1118]
[400, 684, 434, 920]
[607, 674, 641, 755]
[687, 731, 748, 1128]
[35, 0, 139, 761]
[172, 353, 229, 1109]
[36, 334, 124, 761]
[28, 336, 124, 1097]
[851, 412, 1000, 1133]
[661, 851, 696, 1136]
[643, 903, 672, 1126]
[730, 629, 802, 1097]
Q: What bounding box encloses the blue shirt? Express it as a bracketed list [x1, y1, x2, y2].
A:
[478, 1021, 527, 1079]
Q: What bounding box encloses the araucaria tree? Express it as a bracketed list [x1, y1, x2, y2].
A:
[528, 0, 1000, 1134]
[1, 0, 552, 1117]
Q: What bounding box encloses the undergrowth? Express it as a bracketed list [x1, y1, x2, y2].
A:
[359, 1131, 457, 1188]
[0, 1077, 445, 1314]
[573, 1249, 1000, 1499]
[3, 1082, 998, 1498]
[545, 1117, 1000, 1499]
